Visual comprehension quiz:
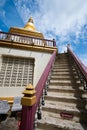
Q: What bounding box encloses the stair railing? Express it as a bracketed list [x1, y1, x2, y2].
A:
[67, 45, 87, 90]
[20, 50, 56, 130]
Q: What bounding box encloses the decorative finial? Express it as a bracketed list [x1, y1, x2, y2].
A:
[21, 84, 36, 106]
[24, 16, 36, 31]
[28, 17, 34, 24]
[67, 43, 70, 47]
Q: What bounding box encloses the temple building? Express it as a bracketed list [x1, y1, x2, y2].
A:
[0, 17, 87, 130]
[0, 17, 57, 103]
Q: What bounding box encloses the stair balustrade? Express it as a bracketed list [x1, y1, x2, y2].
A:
[20, 50, 56, 130]
[67, 45, 87, 90]
[0, 31, 56, 47]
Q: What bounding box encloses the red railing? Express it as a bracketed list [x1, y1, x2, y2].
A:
[35, 51, 56, 104]
[20, 50, 56, 130]
[0, 31, 56, 47]
[67, 46, 87, 89]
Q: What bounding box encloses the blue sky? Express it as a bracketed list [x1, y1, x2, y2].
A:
[0, 0, 87, 66]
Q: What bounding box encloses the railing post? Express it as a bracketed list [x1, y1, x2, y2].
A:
[53, 39, 56, 47]
[85, 81, 87, 90]
[20, 84, 36, 130]
[37, 102, 42, 120]
[83, 80, 87, 90]
[44, 83, 48, 95]
[42, 90, 45, 105]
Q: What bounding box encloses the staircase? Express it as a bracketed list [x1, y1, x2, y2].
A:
[36, 53, 87, 130]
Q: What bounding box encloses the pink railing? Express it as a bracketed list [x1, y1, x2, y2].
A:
[20, 51, 56, 130]
[0, 31, 56, 47]
[35, 51, 56, 104]
[67, 46, 87, 89]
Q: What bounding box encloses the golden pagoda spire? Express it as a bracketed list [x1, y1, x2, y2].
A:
[9, 16, 44, 39]
[24, 17, 36, 31]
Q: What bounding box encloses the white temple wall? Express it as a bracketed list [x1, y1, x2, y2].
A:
[0, 55, 2, 71]
[0, 47, 52, 97]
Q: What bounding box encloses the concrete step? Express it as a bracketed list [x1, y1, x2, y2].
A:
[51, 73, 78, 79]
[36, 111, 87, 130]
[35, 128, 43, 130]
[51, 75, 71, 79]
[54, 63, 69, 67]
[45, 93, 87, 104]
[49, 84, 84, 90]
[55, 61, 69, 64]
[52, 68, 70, 72]
[42, 100, 87, 122]
[51, 73, 74, 77]
[44, 100, 87, 110]
[53, 67, 76, 71]
[49, 82, 81, 87]
[51, 71, 71, 75]
[51, 75, 79, 80]
[55, 57, 68, 60]
[53, 66, 70, 69]
[56, 61, 69, 63]
[36, 53, 87, 130]
[48, 87, 85, 94]
[50, 79, 80, 85]
[46, 91, 87, 99]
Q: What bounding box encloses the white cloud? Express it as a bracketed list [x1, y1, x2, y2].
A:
[14, 0, 87, 37]
[13, 0, 31, 23]
[11, 0, 87, 67]
[34, 0, 87, 34]
[13, 0, 87, 58]
[58, 44, 67, 53]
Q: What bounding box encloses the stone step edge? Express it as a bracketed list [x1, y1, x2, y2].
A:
[45, 96, 87, 104]
[42, 104, 87, 116]
[49, 82, 81, 86]
[48, 88, 84, 93]
[37, 112, 86, 130]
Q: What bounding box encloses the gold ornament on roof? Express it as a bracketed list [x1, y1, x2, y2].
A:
[24, 17, 36, 31]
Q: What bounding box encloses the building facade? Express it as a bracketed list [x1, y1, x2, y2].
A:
[0, 17, 57, 102]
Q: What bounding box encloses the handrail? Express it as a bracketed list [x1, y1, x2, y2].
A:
[67, 46, 87, 89]
[35, 50, 56, 106]
[0, 31, 56, 47]
[20, 50, 56, 130]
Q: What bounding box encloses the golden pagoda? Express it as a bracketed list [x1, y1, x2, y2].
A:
[9, 17, 44, 39]
[24, 16, 36, 31]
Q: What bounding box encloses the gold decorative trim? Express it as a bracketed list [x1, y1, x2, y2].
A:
[0, 40, 58, 53]
[0, 97, 14, 104]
